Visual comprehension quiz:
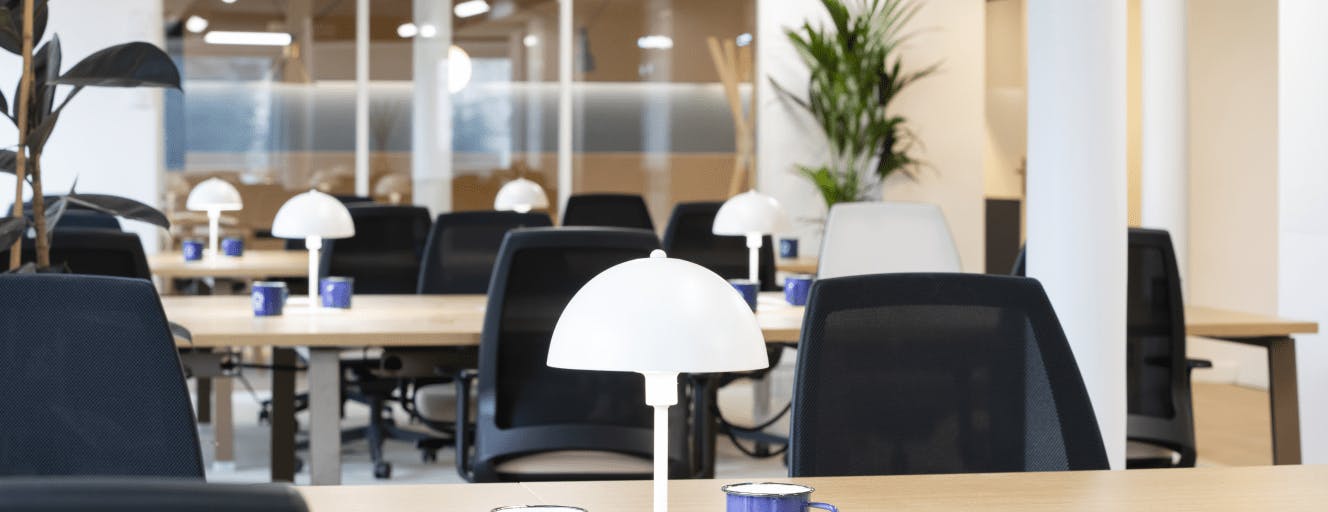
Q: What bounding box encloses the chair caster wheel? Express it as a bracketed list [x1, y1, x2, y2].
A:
[421, 450, 438, 463]
[374, 462, 392, 479]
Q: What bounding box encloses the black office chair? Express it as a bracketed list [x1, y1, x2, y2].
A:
[789, 273, 1110, 476]
[661, 201, 777, 291]
[561, 194, 655, 232]
[0, 274, 204, 477]
[455, 227, 689, 482]
[417, 211, 554, 294]
[321, 204, 432, 292]
[10, 197, 121, 232]
[0, 229, 149, 279]
[1009, 231, 1210, 468]
[1125, 228, 1210, 468]
[0, 479, 308, 512]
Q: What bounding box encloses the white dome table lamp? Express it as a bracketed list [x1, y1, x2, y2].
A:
[271, 190, 356, 306]
[493, 177, 549, 213]
[713, 189, 792, 287]
[549, 250, 768, 512]
[186, 178, 243, 259]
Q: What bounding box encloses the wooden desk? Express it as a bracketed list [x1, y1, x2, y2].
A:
[776, 256, 818, 275]
[297, 465, 1328, 511]
[163, 295, 1315, 483]
[149, 250, 307, 293]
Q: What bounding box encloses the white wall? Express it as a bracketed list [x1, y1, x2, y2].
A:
[1277, 0, 1328, 466]
[0, 0, 166, 253]
[757, 0, 986, 272]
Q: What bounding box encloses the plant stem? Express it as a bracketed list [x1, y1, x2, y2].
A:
[31, 154, 46, 268]
[9, 0, 35, 270]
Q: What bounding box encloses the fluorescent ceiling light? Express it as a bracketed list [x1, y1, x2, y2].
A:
[204, 31, 293, 46]
[185, 15, 209, 34]
[636, 35, 673, 50]
[397, 22, 418, 38]
[454, 0, 490, 19]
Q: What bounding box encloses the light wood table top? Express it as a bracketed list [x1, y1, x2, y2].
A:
[165, 293, 804, 348]
[149, 250, 307, 279]
[1186, 305, 1318, 338]
[776, 256, 818, 274]
[296, 465, 1328, 512]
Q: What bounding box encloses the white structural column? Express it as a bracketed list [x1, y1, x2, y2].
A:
[557, 0, 574, 214]
[354, 0, 370, 197]
[1026, 0, 1128, 468]
[411, 0, 453, 215]
[1277, 0, 1328, 465]
[1141, 0, 1190, 278]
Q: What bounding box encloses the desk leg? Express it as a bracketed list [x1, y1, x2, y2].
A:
[270, 348, 297, 482]
[689, 374, 718, 479]
[1266, 337, 1302, 465]
[308, 348, 342, 485]
[196, 377, 212, 424]
[752, 373, 771, 456]
[213, 376, 235, 471]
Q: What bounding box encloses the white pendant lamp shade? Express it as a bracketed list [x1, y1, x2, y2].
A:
[549, 251, 768, 373]
[549, 250, 767, 512]
[712, 189, 792, 236]
[186, 178, 243, 211]
[373, 173, 412, 203]
[271, 190, 356, 240]
[494, 177, 550, 213]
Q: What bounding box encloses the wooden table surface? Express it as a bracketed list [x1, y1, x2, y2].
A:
[149, 250, 307, 279]
[296, 465, 1328, 512]
[776, 256, 819, 275]
[1186, 306, 1319, 338]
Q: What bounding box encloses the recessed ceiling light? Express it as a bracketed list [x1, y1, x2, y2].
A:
[523, 34, 538, 47]
[185, 15, 209, 34]
[204, 31, 293, 46]
[418, 24, 438, 38]
[454, 0, 490, 19]
[221, 0, 237, 4]
[397, 22, 418, 38]
[637, 35, 673, 50]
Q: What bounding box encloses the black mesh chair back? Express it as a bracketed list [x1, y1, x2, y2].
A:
[661, 201, 777, 291]
[10, 197, 121, 231]
[789, 273, 1109, 477]
[0, 229, 149, 279]
[1125, 228, 1197, 466]
[0, 274, 204, 477]
[561, 194, 655, 232]
[417, 211, 553, 294]
[471, 227, 687, 481]
[0, 479, 307, 511]
[322, 205, 431, 294]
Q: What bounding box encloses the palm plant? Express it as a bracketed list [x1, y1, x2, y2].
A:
[0, 0, 179, 270]
[773, 0, 936, 208]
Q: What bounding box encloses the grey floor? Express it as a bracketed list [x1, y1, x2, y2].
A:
[199, 348, 797, 485]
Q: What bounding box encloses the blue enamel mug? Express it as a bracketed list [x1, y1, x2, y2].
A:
[729, 278, 759, 311]
[779, 237, 799, 259]
[784, 274, 813, 306]
[182, 239, 204, 261]
[723, 482, 837, 512]
[252, 281, 288, 317]
[320, 277, 354, 309]
[222, 236, 245, 257]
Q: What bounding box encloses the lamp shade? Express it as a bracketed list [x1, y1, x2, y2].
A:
[186, 178, 243, 211]
[271, 190, 356, 239]
[373, 173, 412, 198]
[712, 189, 792, 236]
[494, 177, 549, 213]
[549, 250, 768, 374]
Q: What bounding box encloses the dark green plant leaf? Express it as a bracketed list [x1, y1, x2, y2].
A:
[0, 0, 47, 55]
[65, 193, 169, 229]
[26, 108, 55, 152]
[51, 41, 181, 89]
[0, 215, 25, 249]
[39, 195, 62, 244]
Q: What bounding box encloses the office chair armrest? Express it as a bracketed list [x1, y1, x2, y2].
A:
[1186, 358, 1213, 377]
[454, 369, 478, 481]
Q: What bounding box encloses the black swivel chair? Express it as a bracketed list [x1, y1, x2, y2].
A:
[0, 229, 149, 279]
[561, 194, 655, 232]
[1124, 228, 1210, 468]
[0, 274, 204, 477]
[417, 211, 554, 294]
[455, 227, 690, 482]
[661, 201, 777, 291]
[0, 480, 308, 512]
[789, 273, 1110, 476]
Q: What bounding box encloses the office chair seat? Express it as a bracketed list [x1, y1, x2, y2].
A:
[494, 450, 654, 476]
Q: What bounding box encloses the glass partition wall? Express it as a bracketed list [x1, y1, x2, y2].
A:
[165, 0, 754, 232]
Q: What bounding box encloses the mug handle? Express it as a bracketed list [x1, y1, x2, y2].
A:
[808, 503, 838, 512]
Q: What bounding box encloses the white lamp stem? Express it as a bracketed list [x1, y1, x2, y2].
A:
[306, 236, 323, 306]
[207, 209, 221, 259]
[642, 372, 678, 512]
[745, 233, 762, 285]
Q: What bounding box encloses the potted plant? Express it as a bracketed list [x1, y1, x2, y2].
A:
[0, 0, 179, 271]
[773, 0, 936, 208]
